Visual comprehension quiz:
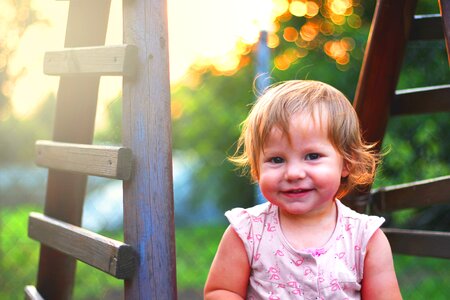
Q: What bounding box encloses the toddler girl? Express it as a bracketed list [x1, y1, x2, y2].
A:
[204, 80, 402, 299]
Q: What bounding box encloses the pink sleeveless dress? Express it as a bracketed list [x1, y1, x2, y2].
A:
[225, 200, 384, 300]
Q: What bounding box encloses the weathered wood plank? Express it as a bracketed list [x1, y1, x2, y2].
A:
[36, 0, 111, 298]
[25, 286, 45, 300]
[383, 228, 450, 259]
[44, 45, 137, 76]
[35, 140, 132, 180]
[371, 175, 450, 212]
[409, 14, 443, 40]
[123, 0, 177, 298]
[29, 212, 137, 279]
[391, 85, 450, 115]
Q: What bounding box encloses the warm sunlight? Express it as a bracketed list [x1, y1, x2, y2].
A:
[6, 0, 277, 120]
[5, 0, 365, 120]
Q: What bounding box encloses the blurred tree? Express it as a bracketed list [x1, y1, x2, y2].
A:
[171, 67, 257, 211]
[0, 0, 44, 119]
[94, 95, 122, 145]
[0, 94, 54, 165]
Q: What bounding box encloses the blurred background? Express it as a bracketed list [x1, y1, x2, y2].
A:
[1, 0, 449, 299]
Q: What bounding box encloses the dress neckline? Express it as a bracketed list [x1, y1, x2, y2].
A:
[274, 200, 343, 257]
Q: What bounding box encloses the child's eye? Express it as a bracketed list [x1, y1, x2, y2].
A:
[305, 153, 320, 160]
[270, 157, 284, 164]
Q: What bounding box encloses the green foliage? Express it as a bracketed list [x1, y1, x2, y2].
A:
[395, 254, 450, 300]
[94, 96, 122, 145]
[172, 68, 258, 211]
[0, 205, 40, 300]
[375, 113, 450, 187]
[175, 225, 226, 290]
[0, 205, 225, 299]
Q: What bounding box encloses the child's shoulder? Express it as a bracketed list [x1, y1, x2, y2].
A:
[225, 202, 274, 220]
[224, 202, 277, 232]
[337, 199, 385, 239]
[338, 200, 384, 222]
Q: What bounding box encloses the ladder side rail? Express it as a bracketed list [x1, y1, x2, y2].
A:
[353, 0, 417, 147]
[36, 0, 112, 299]
[345, 0, 418, 211]
[122, 0, 177, 299]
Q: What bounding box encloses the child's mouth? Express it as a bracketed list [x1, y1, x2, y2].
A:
[284, 188, 313, 195]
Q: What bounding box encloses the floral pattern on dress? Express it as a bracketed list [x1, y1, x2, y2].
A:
[225, 200, 384, 300]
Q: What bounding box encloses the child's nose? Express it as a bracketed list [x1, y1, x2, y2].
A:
[285, 161, 306, 180]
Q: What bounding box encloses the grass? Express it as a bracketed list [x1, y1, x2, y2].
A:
[1, 205, 449, 299]
[0, 205, 224, 299]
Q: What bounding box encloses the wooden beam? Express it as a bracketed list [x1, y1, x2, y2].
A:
[383, 228, 450, 259]
[36, 0, 111, 298]
[35, 140, 132, 180]
[44, 45, 137, 77]
[25, 286, 45, 300]
[29, 212, 137, 279]
[391, 85, 450, 115]
[123, 0, 177, 298]
[409, 14, 443, 40]
[347, 0, 418, 211]
[353, 0, 417, 147]
[371, 175, 450, 213]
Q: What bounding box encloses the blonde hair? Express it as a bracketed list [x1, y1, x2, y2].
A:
[229, 80, 380, 198]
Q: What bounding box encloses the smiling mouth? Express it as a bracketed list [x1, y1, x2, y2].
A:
[283, 188, 313, 195]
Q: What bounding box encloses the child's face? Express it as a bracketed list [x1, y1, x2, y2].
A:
[258, 113, 349, 217]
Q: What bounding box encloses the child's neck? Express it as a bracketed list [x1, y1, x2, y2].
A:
[278, 201, 338, 251]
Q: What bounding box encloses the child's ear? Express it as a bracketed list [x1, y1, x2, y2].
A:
[341, 161, 350, 178]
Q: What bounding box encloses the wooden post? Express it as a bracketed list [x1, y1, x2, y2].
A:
[122, 0, 177, 299]
[353, 0, 417, 147]
[36, 1, 111, 299]
[345, 0, 417, 211]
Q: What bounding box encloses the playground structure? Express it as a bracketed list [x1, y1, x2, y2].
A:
[23, 0, 449, 299]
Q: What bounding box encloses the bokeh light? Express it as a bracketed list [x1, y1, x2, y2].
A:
[271, 0, 362, 70]
[290, 0, 307, 17]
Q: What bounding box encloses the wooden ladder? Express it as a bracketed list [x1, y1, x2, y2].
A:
[347, 0, 450, 259]
[24, 0, 177, 299]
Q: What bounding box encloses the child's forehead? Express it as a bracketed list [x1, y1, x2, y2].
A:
[272, 110, 329, 132]
[263, 112, 330, 144]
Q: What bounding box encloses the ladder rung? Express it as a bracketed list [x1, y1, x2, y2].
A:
[35, 140, 132, 180]
[371, 175, 450, 212]
[44, 45, 137, 76]
[25, 285, 44, 300]
[391, 85, 450, 115]
[409, 14, 443, 40]
[28, 212, 137, 279]
[383, 228, 450, 259]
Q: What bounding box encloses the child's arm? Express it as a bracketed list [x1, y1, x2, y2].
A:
[361, 228, 402, 299]
[204, 226, 251, 299]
